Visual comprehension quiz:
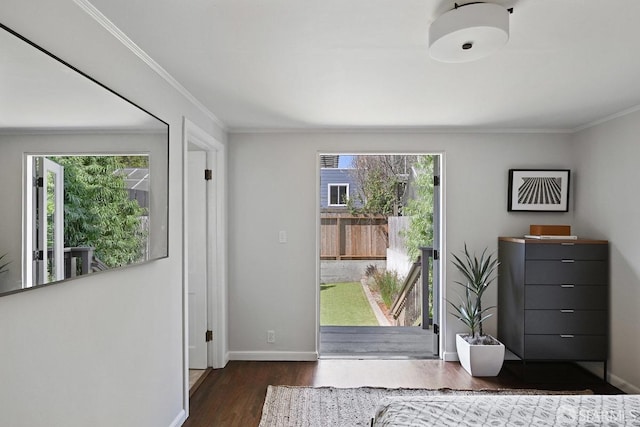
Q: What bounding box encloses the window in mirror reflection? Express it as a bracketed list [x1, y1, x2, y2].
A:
[26, 154, 150, 286]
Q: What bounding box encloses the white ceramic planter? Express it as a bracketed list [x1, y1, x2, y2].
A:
[456, 333, 505, 377]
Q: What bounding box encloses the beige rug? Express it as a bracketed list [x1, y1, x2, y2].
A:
[258, 385, 593, 427]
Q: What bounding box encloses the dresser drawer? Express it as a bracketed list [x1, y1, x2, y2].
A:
[525, 310, 608, 335]
[525, 335, 607, 360]
[525, 260, 608, 285]
[525, 285, 608, 310]
[525, 243, 608, 260]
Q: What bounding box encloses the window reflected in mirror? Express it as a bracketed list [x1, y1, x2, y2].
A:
[26, 154, 151, 287]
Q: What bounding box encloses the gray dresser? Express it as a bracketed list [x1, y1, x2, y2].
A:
[497, 237, 609, 373]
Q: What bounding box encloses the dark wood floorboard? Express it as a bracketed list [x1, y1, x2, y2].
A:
[183, 359, 623, 427]
[320, 326, 436, 358]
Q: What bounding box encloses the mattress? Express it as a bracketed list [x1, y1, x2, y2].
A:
[372, 394, 640, 426]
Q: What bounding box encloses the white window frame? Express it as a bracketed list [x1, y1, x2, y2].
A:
[328, 183, 349, 206]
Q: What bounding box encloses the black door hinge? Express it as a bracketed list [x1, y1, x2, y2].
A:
[433, 324, 440, 335]
[204, 169, 213, 181]
[34, 177, 44, 188]
[33, 250, 43, 261]
[205, 330, 213, 342]
[433, 249, 439, 260]
[433, 175, 440, 186]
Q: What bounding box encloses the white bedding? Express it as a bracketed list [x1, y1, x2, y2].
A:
[372, 394, 640, 426]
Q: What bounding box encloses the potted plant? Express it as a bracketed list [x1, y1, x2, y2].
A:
[449, 244, 504, 376]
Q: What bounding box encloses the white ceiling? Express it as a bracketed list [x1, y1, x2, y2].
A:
[88, 0, 640, 131]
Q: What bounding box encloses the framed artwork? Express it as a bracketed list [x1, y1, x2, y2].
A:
[508, 169, 570, 212]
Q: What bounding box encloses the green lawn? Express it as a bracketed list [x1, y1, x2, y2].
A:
[320, 282, 379, 326]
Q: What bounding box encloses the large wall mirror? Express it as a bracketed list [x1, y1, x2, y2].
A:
[0, 23, 169, 296]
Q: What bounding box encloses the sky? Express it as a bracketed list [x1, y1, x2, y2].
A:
[338, 155, 354, 168]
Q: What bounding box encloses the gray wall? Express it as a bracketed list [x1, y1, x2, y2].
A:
[0, 2, 225, 426]
[572, 110, 640, 393]
[227, 131, 575, 361]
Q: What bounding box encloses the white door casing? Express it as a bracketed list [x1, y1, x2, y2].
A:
[182, 117, 227, 417]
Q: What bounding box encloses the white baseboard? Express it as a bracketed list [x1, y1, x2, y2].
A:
[228, 351, 318, 361]
[169, 410, 186, 427]
[442, 351, 459, 362]
[577, 362, 640, 393]
[608, 372, 640, 394]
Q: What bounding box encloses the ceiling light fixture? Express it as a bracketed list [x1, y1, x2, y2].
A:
[429, 2, 512, 63]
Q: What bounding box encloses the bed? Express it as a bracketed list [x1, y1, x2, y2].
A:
[372, 394, 640, 426]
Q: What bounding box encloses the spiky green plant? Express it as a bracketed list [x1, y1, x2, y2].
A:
[0, 253, 10, 274]
[448, 244, 499, 339]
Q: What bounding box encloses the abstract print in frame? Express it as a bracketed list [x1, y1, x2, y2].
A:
[508, 169, 570, 212]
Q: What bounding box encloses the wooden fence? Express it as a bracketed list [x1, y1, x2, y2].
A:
[320, 214, 388, 260]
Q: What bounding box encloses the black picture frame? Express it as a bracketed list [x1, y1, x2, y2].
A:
[508, 169, 570, 212]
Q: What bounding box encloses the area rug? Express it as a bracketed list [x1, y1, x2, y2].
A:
[258, 385, 593, 427]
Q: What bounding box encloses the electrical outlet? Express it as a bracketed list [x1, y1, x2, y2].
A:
[267, 330, 276, 343]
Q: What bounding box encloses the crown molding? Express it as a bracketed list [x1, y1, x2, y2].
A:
[228, 125, 575, 135]
[73, 0, 227, 132]
[573, 103, 640, 133]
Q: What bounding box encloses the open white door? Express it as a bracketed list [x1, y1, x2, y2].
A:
[188, 150, 208, 369]
[26, 157, 65, 286]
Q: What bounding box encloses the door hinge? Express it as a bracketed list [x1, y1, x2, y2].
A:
[34, 177, 44, 188]
[33, 250, 43, 261]
[433, 175, 440, 186]
[205, 330, 213, 342]
[433, 324, 440, 335]
[204, 169, 213, 181]
[433, 249, 439, 260]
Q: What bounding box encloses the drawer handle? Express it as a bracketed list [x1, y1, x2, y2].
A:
[561, 259, 575, 263]
[560, 335, 575, 338]
[561, 284, 575, 288]
[560, 309, 575, 313]
[561, 242, 575, 246]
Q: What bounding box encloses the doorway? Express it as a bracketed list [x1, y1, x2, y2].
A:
[182, 118, 227, 413]
[318, 154, 442, 359]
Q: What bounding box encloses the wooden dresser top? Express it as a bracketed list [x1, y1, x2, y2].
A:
[499, 237, 608, 244]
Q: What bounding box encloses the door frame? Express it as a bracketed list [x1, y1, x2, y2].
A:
[182, 118, 227, 415]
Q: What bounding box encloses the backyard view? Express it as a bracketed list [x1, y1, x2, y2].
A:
[320, 154, 435, 329]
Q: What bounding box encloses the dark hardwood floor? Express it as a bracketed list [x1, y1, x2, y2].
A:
[184, 359, 622, 427]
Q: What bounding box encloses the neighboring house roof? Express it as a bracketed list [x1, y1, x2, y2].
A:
[115, 168, 149, 209]
[320, 155, 339, 168]
[117, 168, 149, 192]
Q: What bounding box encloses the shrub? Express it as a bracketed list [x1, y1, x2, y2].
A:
[364, 264, 378, 278]
[373, 269, 402, 307]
